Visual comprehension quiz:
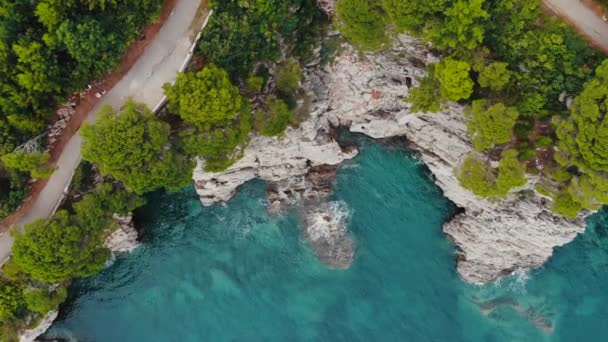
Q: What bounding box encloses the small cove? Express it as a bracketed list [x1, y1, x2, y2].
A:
[45, 137, 608, 341]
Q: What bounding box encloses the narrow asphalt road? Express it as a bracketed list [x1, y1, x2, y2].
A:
[0, 0, 207, 263]
[544, 0, 608, 53]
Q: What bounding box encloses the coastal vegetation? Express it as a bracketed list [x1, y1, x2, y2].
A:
[1, 1, 318, 334]
[0, 181, 143, 339]
[0, 0, 164, 220]
[335, 0, 606, 216]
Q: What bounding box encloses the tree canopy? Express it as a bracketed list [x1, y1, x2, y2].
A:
[12, 210, 108, 283]
[164, 65, 245, 131]
[81, 99, 192, 194]
[335, 0, 387, 50]
[197, 0, 316, 78]
[466, 100, 519, 151]
[424, 0, 488, 51]
[555, 60, 608, 173]
[434, 58, 474, 101]
[0, 282, 24, 320]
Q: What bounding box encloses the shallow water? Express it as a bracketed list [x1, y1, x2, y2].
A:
[46, 139, 608, 341]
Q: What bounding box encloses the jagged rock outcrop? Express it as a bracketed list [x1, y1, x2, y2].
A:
[302, 201, 355, 268]
[104, 213, 140, 253]
[19, 311, 58, 342]
[194, 128, 357, 206]
[316, 0, 335, 16]
[193, 35, 585, 284]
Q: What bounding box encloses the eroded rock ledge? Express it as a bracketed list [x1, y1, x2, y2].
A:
[193, 36, 585, 284]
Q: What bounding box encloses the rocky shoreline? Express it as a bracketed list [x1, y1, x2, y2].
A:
[192, 35, 586, 285]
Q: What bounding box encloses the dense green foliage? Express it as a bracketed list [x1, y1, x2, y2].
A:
[0, 0, 162, 154]
[478, 62, 511, 91]
[254, 98, 293, 136]
[164, 65, 252, 172]
[434, 58, 474, 101]
[457, 154, 500, 197]
[548, 60, 608, 217]
[0, 282, 24, 321]
[81, 100, 192, 194]
[12, 210, 108, 283]
[0, 0, 162, 221]
[1, 151, 52, 179]
[164, 66, 245, 131]
[23, 287, 67, 315]
[197, 0, 318, 78]
[405, 74, 441, 113]
[12, 182, 142, 284]
[423, 0, 488, 51]
[381, 0, 449, 33]
[458, 150, 527, 198]
[275, 59, 303, 93]
[496, 149, 527, 193]
[555, 60, 608, 173]
[335, 0, 387, 50]
[466, 100, 519, 151]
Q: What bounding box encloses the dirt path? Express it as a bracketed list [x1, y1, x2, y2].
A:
[543, 0, 608, 54]
[0, 0, 210, 264]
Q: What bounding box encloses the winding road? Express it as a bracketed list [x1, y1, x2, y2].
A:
[0, 0, 210, 264]
[543, 0, 608, 54]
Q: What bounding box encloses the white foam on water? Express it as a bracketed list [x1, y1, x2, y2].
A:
[305, 201, 351, 243]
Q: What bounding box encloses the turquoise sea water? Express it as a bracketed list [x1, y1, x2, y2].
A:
[46, 138, 608, 341]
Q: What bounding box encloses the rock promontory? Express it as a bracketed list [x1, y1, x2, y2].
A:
[193, 35, 585, 284]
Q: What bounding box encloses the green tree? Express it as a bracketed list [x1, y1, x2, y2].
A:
[55, 18, 123, 78]
[496, 149, 527, 193]
[23, 287, 67, 315]
[72, 183, 144, 230]
[381, 0, 449, 33]
[457, 153, 501, 197]
[0, 282, 24, 320]
[551, 189, 583, 218]
[1, 151, 49, 173]
[335, 0, 387, 50]
[178, 115, 251, 172]
[275, 58, 302, 93]
[466, 100, 519, 151]
[478, 62, 511, 91]
[81, 99, 192, 194]
[12, 40, 62, 98]
[555, 60, 608, 173]
[424, 0, 488, 51]
[434, 58, 474, 101]
[163, 65, 245, 131]
[254, 98, 293, 136]
[406, 73, 441, 113]
[12, 210, 109, 283]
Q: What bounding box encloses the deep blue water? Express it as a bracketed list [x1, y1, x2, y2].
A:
[46, 139, 608, 341]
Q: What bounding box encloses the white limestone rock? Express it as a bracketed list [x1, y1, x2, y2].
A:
[193, 35, 586, 284]
[104, 213, 140, 253]
[193, 124, 357, 206]
[19, 310, 58, 342]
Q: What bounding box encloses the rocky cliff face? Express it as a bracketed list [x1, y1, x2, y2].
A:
[192, 35, 586, 284]
[104, 213, 140, 253]
[19, 311, 58, 342]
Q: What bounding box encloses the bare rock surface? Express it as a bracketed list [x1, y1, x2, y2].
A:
[193, 35, 586, 284]
[19, 311, 58, 342]
[104, 213, 140, 253]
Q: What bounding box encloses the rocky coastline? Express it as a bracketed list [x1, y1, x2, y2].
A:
[192, 35, 586, 284]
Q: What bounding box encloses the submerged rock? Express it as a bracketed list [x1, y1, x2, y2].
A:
[193, 35, 585, 284]
[302, 201, 354, 268]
